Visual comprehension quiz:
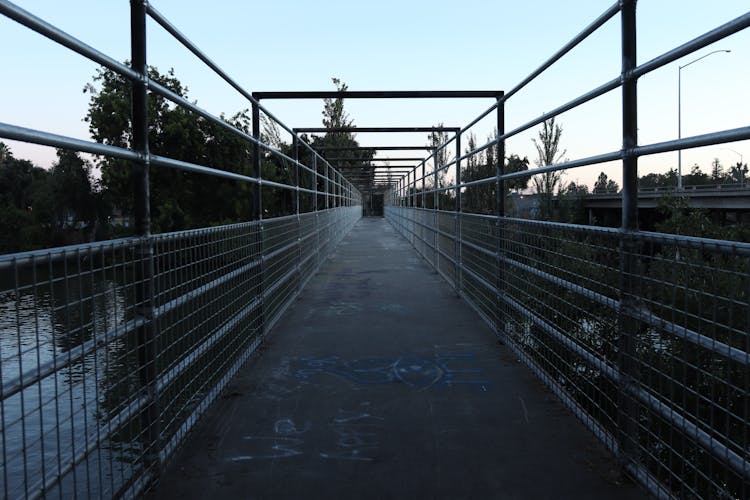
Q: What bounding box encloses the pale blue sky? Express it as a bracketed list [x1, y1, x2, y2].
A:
[1, 0, 748, 188]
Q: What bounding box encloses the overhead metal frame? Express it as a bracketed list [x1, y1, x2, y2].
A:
[314, 146, 435, 152]
[293, 126, 460, 134]
[288, 127, 459, 189]
[325, 157, 427, 162]
[253, 90, 504, 100]
[251, 90, 499, 192]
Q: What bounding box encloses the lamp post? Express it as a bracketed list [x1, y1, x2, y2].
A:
[722, 147, 746, 187]
[678, 49, 731, 191]
[721, 147, 743, 166]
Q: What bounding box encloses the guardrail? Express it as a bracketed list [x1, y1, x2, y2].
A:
[586, 183, 749, 196]
[0, 0, 361, 497]
[386, 2, 750, 498]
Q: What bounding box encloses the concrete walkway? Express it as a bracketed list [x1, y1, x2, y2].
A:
[149, 217, 640, 499]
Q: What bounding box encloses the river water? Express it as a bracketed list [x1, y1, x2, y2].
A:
[1, 264, 141, 499]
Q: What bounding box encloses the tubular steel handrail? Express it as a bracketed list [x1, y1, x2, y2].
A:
[0, 1, 361, 498]
[386, 2, 750, 499]
[401, 13, 750, 199]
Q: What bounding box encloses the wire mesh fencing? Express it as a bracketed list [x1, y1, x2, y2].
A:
[0, 0, 363, 495]
[386, 206, 750, 498]
[0, 206, 360, 499]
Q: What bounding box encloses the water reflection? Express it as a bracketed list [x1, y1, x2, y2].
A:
[1, 262, 140, 499]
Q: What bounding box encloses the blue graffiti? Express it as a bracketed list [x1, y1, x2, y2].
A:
[292, 353, 491, 389]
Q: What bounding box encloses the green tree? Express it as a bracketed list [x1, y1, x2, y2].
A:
[427, 123, 450, 189]
[593, 172, 619, 193]
[505, 154, 530, 193]
[49, 149, 97, 231]
[684, 164, 709, 186]
[313, 78, 373, 199]
[0, 144, 49, 252]
[423, 123, 454, 209]
[484, 128, 530, 193]
[0, 145, 103, 251]
[532, 118, 566, 220]
[639, 168, 677, 190]
[461, 132, 493, 213]
[322, 77, 354, 131]
[710, 157, 723, 182]
[728, 161, 748, 186]
[655, 194, 750, 242]
[461, 130, 530, 214]
[558, 181, 590, 225]
[84, 65, 255, 232]
[0, 145, 43, 211]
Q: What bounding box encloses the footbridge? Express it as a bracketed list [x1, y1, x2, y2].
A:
[1, 1, 749, 499]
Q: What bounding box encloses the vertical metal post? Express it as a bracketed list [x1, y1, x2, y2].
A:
[433, 150, 439, 209]
[293, 136, 300, 215]
[324, 161, 329, 210]
[250, 101, 266, 337]
[412, 169, 417, 208]
[677, 67, 683, 191]
[455, 133, 462, 295]
[421, 161, 426, 209]
[251, 103, 262, 220]
[408, 170, 412, 209]
[618, 0, 640, 469]
[313, 155, 320, 266]
[130, 0, 160, 470]
[408, 171, 413, 207]
[495, 96, 506, 338]
[420, 161, 426, 252]
[293, 137, 301, 292]
[333, 171, 338, 208]
[334, 170, 342, 207]
[495, 98, 505, 219]
[313, 154, 318, 212]
[411, 169, 416, 237]
[433, 151, 439, 271]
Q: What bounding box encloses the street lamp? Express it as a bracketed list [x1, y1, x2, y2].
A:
[722, 147, 746, 187]
[678, 49, 731, 191]
[721, 147, 743, 166]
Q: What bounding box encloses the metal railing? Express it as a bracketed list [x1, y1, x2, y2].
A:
[0, 1, 361, 498]
[386, 2, 750, 498]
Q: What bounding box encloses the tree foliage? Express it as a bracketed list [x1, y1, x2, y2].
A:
[84, 65, 255, 232]
[0, 144, 105, 252]
[322, 78, 353, 131]
[302, 78, 373, 199]
[532, 118, 566, 220]
[639, 161, 747, 190]
[426, 123, 450, 191]
[558, 181, 590, 224]
[460, 130, 529, 214]
[593, 172, 619, 193]
[728, 161, 748, 186]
